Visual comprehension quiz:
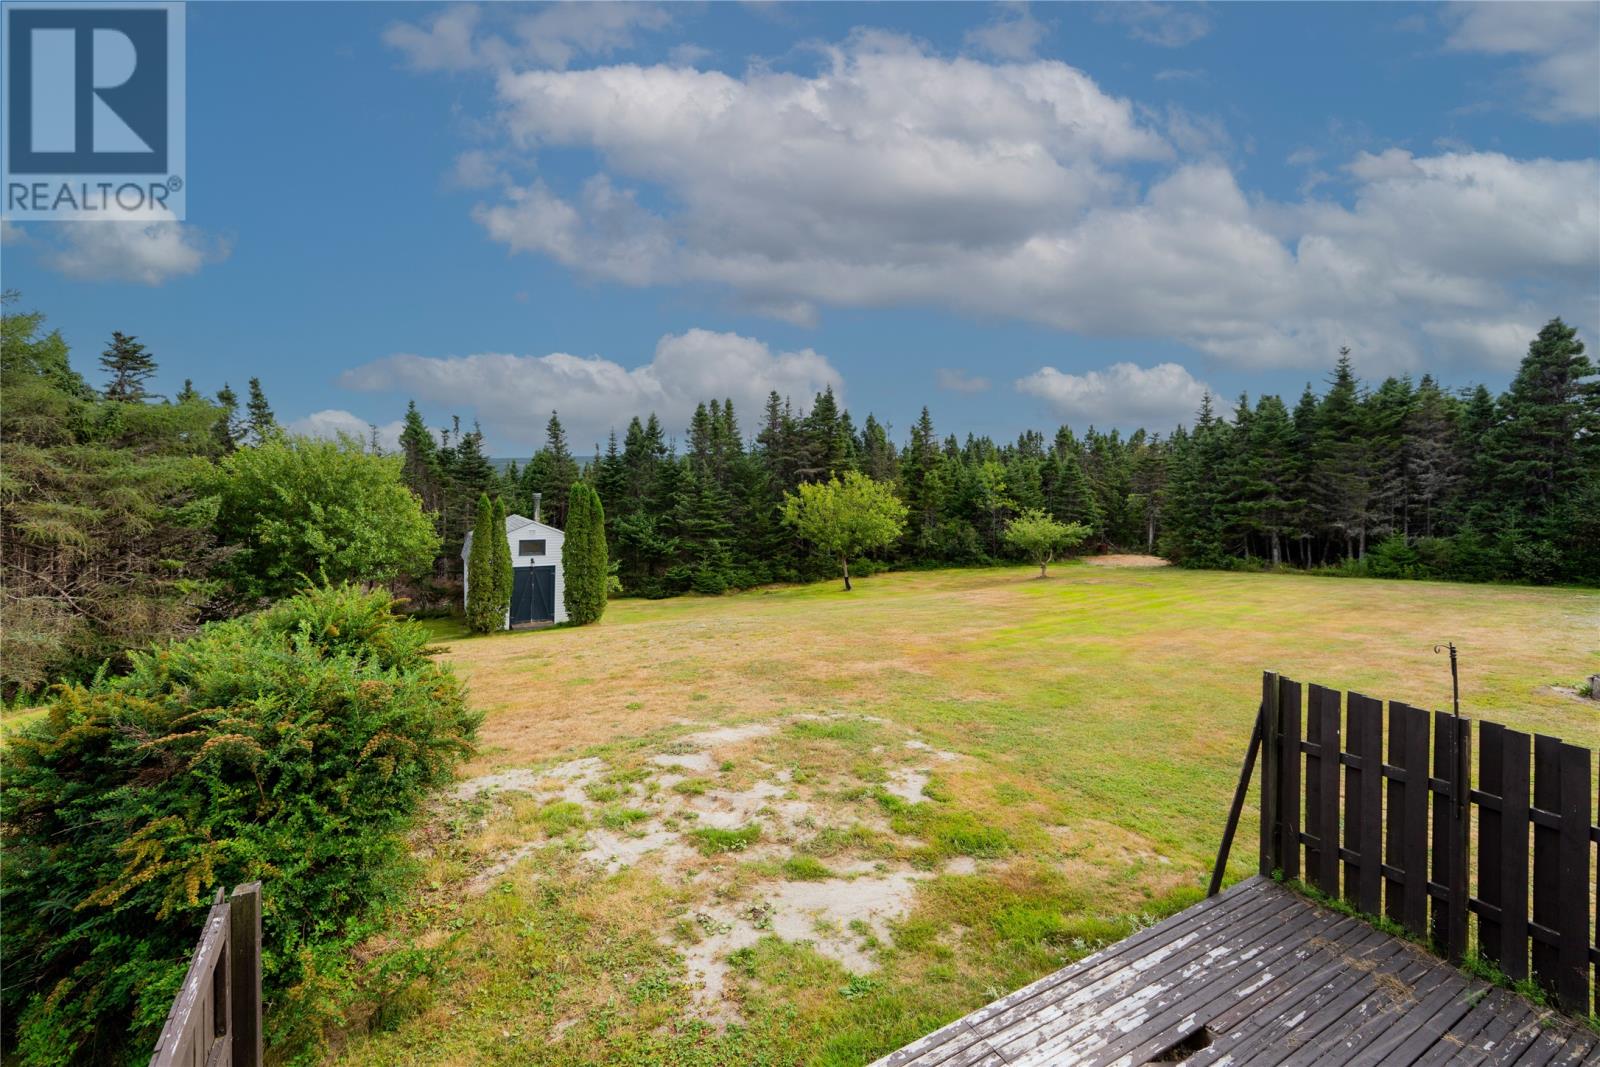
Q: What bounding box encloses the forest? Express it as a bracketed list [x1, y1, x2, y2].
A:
[401, 320, 1599, 597]
[3, 294, 1595, 698]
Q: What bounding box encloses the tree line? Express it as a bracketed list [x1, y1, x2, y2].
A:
[398, 318, 1596, 594]
[1, 295, 438, 699]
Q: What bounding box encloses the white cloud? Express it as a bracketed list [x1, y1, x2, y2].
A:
[287, 410, 406, 452]
[384, 2, 673, 72]
[1445, 2, 1599, 121]
[1421, 317, 1541, 369]
[407, 27, 1596, 375]
[1100, 3, 1213, 48]
[40, 207, 227, 285]
[936, 368, 992, 393]
[336, 328, 843, 450]
[965, 3, 1050, 61]
[1015, 362, 1210, 426]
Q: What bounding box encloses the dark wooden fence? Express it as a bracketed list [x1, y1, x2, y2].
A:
[148, 882, 263, 1067]
[1228, 671, 1596, 1016]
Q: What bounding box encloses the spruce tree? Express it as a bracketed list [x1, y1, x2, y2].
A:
[100, 332, 157, 401]
[213, 383, 241, 452]
[522, 411, 580, 527]
[1485, 318, 1599, 580]
[398, 401, 443, 515]
[245, 377, 276, 444]
[563, 482, 608, 624]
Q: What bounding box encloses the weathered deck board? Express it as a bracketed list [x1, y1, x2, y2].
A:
[872, 878, 1598, 1067]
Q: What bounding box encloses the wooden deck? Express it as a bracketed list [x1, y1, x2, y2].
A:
[874, 878, 1598, 1067]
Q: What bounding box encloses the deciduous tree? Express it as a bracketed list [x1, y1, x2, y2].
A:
[781, 470, 907, 590]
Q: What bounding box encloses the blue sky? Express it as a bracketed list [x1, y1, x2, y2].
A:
[4, 1, 1598, 455]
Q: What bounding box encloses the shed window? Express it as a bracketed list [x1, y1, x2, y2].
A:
[518, 539, 547, 557]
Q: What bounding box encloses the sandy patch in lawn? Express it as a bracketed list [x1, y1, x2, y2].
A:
[883, 767, 931, 803]
[450, 715, 974, 1024]
[680, 869, 924, 1012]
[1084, 554, 1171, 567]
[454, 756, 604, 803]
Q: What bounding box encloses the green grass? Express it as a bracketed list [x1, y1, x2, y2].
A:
[332, 564, 1599, 1065]
[780, 854, 835, 881]
[688, 824, 762, 855]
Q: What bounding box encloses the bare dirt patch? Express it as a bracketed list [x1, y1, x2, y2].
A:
[1084, 554, 1171, 568]
[448, 715, 977, 1025]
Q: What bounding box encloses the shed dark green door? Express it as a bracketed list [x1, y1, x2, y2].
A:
[511, 566, 555, 624]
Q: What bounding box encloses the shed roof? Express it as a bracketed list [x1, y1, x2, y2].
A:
[461, 514, 562, 557]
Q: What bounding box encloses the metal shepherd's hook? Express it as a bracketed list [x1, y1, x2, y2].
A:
[1434, 642, 1463, 816]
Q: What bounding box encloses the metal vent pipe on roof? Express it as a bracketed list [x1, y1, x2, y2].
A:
[532, 492, 542, 523]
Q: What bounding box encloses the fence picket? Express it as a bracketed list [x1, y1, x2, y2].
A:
[1532, 734, 1561, 991]
[1554, 742, 1592, 1011]
[1312, 684, 1342, 898]
[1349, 693, 1383, 914]
[1278, 677, 1302, 882]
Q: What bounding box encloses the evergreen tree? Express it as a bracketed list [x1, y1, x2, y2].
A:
[398, 401, 443, 516]
[1485, 318, 1600, 580]
[563, 482, 608, 624]
[245, 377, 276, 444]
[491, 496, 514, 621]
[99, 331, 157, 401]
[1403, 376, 1460, 539]
[522, 411, 581, 527]
[213, 383, 241, 453]
[465, 493, 501, 632]
[1312, 350, 1377, 558]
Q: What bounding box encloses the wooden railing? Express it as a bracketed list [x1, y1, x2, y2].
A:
[1217, 671, 1596, 1016]
[148, 882, 263, 1067]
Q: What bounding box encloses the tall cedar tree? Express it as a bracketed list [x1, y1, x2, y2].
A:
[563, 482, 608, 624]
[100, 331, 157, 401]
[465, 493, 501, 632]
[491, 496, 514, 620]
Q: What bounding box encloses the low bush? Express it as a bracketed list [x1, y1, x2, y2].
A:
[0, 584, 477, 1065]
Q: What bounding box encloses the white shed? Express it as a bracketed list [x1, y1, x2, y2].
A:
[461, 500, 566, 627]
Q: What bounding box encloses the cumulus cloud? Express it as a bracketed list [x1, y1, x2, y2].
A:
[40, 208, 228, 285]
[336, 328, 843, 450]
[1444, 2, 1600, 121]
[936, 368, 992, 394]
[1015, 362, 1211, 427]
[286, 410, 406, 452]
[384, 2, 672, 72]
[964, 3, 1050, 61]
[405, 26, 1596, 375]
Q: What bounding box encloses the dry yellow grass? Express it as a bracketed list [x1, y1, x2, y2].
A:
[333, 565, 1596, 1066]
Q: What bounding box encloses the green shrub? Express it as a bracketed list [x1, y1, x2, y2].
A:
[1367, 537, 1424, 579]
[0, 584, 477, 1065]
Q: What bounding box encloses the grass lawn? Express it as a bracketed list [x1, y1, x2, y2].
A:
[330, 562, 1599, 1066]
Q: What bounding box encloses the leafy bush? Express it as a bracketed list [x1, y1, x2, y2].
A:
[1, 584, 477, 1065]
